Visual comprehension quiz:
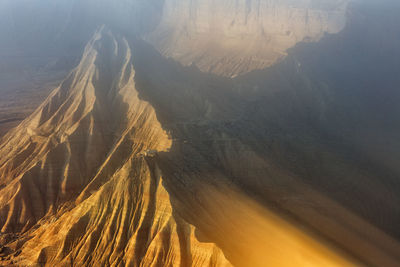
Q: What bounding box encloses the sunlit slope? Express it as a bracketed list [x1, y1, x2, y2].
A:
[11, 158, 229, 267]
[0, 27, 229, 266]
[183, 185, 358, 267]
[0, 1, 400, 266]
[0, 27, 169, 233]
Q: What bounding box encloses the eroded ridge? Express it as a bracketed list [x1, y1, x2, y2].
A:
[0, 27, 230, 267]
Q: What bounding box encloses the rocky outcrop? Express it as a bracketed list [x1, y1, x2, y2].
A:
[145, 0, 349, 76]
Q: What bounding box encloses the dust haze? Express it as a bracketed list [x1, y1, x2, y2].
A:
[1, 1, 400, 266]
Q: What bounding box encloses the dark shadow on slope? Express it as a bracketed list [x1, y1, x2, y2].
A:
[126, 2, 400, 265]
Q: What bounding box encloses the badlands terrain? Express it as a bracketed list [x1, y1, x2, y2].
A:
[1, 0, 400, 266]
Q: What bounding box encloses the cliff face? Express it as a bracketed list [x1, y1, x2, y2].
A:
[145, 0, 349, 76]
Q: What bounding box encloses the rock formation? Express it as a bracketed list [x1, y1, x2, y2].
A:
[145, 0, 349, 76]
[0, 23, 366, 267]
[0, 27, 229, 266]
[1, 1, 400, 266]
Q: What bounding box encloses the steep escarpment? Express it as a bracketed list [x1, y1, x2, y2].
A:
[145, 0, 349, 76]
[0, 27, 229, 266]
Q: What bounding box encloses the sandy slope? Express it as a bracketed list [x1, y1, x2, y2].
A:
[0, 27, 229, 266]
